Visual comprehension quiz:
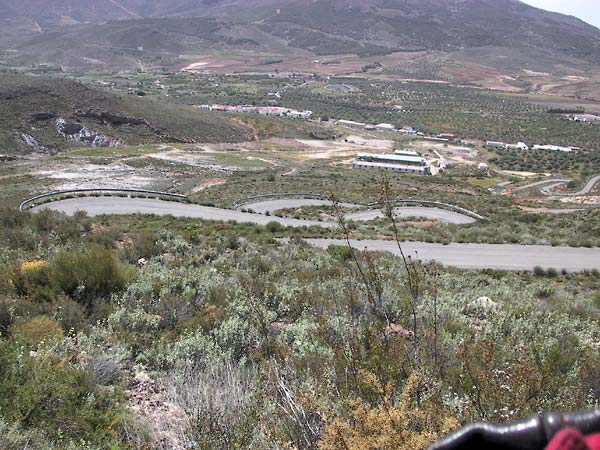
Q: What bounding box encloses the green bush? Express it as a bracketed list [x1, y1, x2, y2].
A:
[50, 245, 133, 308]
[0, 338, 125, 443]
[327, 244, 353, 261]
[121, 231, 162, 263]
[266, 221, 285, 233]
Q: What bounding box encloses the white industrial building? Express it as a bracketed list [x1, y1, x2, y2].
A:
[375, 123, 396, 131]
[287, 110, 313, 119]
[505, 142, 529, 150]
[532, 145, 575, 153]
[394, 149, 421, 157]
[352, 152, 431, 175]
[486, 141, 506, 149]
[338, 119, 367, 128]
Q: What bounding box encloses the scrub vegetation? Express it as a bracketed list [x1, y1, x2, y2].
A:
[0, 206, 599, 448]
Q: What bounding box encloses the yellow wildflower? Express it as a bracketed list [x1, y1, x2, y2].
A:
[20, 260, 48, 273]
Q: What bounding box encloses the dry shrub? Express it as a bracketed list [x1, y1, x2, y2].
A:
[11, 315, 63, 345]
[166, 360, 257, 449]
[319, 372, 459, 450]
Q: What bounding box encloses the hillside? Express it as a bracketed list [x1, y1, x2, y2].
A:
[1, 0, 599, 70]
[211, 0, 600, 59]
[0, 74, 254, 154]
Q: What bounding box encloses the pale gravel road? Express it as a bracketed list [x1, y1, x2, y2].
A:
[33, 197, 600, 271]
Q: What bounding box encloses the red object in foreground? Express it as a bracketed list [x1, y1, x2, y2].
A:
[546, 429, 600, 450]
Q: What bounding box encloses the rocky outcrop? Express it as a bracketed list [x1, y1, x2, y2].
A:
[55, 117, 125, 147]
[464, 296, 499, 320]
[75, 109, 196, 144]
[20, 133, 53, 154]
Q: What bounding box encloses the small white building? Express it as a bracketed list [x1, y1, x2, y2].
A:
[486, 141, 506, 149]
[287, 110, 313, 119]
[505, 142, 529, 150]
[399, 126, 417, 135]
[337, 119, 367, 128]
[263, 107, 292, 116]
[573, 114, 600, 122]
[375, 123, 396, 131]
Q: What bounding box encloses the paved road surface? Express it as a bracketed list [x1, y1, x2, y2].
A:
[527, 209, 585, 215]
[513, 178, 571, 192]
[33, 197, 600, 271]
[514, 174, 600, 196]
[345, 207, 476, 224]
[543, 174, 600, 196]
[240, 199, 476, 224]
[32, 198, 337, 228]
[304, 239, 600, 271]
[241, 199, 357, 214]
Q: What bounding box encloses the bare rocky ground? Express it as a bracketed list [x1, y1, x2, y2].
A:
[127, 369, 193, 450]
[147, 150, 244, 171]
[192, 178, 228, 192]
[559, 195, 600, 205]
[33, 162, 156, 190]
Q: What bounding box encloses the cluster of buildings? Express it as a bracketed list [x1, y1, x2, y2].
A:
[336, 120, 420, 135]
[485, 141, 578, 153]
[424, 133, 458, 142]
[197, 104, 313, 119]
[352, 149, 432, 176]
[197, 105, 440, 139]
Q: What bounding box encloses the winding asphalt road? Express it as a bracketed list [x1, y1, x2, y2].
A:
[32, 197, 600, 271]
[32, 197, 336, 228]
[513, 178, 571, 192]
[344, 207, 476, 224]
[304, 239, 600, 271]
[240, 199, 476, 224]
[514, 174, 600, 196]
[542, 174, 600, 196]
[242, 199, 357, 214]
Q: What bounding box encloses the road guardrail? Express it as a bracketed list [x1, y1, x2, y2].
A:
[367, 199, 487, 220]
[19, 189, 188, 212]
[233, 193, 486, 220]
[233, 193, 328, 209]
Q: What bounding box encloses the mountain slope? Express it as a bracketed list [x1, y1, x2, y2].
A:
[1, 0, 599, 68]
